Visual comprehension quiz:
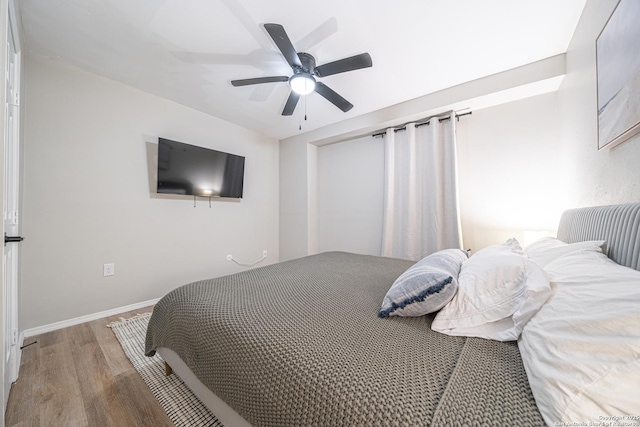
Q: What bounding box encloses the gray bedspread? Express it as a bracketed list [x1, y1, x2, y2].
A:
[145, 252, 544, 426]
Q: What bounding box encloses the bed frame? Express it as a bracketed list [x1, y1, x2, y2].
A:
[557, 203, 640, 270]
[159, 347, 251, 426]
[161, 202, 640, 426]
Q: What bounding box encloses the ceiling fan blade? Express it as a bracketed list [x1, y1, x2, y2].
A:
[282, 92, 300, 116]
[221, 0, 271, 50]
[231, 76, 289, 87]
[314, 53, 372, 77]
[173, 51, 283, 66]
[295, 17, 338, 52]
[314, 82, 353, 112]
[264, 23, 303, 69]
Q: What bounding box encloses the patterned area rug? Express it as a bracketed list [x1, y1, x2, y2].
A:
[109, 313, 223, 427]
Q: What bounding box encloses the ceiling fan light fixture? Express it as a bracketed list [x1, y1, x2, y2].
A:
[289, 74, 316, 95]
[231, 24, 371, 115]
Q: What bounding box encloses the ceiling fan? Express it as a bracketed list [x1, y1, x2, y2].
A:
[231, 23, 372, 116]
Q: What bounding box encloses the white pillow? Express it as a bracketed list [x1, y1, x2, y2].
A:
[479, 237, 524, 255]
[524, 236, 565, 252]
[432, 241, 550, 341]
[525, 237, 605, 267]
[518, 250, 640, 425]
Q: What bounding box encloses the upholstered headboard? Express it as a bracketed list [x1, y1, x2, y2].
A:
[557, 203, 640, 271]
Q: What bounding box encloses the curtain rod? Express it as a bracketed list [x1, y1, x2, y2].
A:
[371, 111, 472, 138]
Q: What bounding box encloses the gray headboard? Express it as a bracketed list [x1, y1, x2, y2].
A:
[557, 203, 640, 271]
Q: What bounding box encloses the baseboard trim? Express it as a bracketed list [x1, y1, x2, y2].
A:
[22, 298, 161, 338]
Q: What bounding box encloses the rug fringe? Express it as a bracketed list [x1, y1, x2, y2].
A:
[106, 312, 152, 328]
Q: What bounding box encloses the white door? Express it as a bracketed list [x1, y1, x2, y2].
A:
[2, 3, 20, 409]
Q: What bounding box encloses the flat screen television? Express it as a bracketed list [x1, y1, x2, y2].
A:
[157, 138, 245, 199]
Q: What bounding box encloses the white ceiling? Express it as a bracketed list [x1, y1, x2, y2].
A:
[19, 0, 586, 140]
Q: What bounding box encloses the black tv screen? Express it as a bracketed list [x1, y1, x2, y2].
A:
[157, 138, 245, 198]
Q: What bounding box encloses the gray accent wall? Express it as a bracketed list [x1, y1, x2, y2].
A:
[21, 54, 280, 330]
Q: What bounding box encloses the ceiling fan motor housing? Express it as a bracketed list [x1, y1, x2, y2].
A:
[296, 52, 316, 75]
[230, 23, 371, 114]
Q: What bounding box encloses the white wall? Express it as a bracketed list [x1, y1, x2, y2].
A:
[313, 93, 565, 256]
[283, 96, 566, 258]
[279, 139, 309, 261]
[279, 0, 640, 260]
[279, 59, 567, 260]
[457, 92, 565, 251]
[307, 144, 318, 255]
[21, 54, 279, 331]
[317, 136, 384, 255]
[557, 0, 640, 206]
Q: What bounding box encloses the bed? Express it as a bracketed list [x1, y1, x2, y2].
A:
[145, 203, 640, 427]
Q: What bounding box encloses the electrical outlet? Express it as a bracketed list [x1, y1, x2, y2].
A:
[226, 254, 233, 261]
[262, 250, 268, 258]
[103, 263, 115, 277]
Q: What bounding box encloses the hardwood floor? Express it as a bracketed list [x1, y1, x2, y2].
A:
[4, 307, 174, 427]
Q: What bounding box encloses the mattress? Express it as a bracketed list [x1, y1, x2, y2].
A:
[146, 251, 544, 426]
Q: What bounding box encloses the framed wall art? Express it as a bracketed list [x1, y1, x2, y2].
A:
[596, 0, 640, 150]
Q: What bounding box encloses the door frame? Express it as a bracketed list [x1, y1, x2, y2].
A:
[1, 0, 22, 413]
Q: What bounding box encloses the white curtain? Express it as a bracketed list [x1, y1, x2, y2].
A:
[381, 112, 463, 260]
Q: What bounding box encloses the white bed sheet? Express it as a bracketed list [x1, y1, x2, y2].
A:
[518, 250, 640, 426]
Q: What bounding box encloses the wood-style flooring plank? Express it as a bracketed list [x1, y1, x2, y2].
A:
[111, 370, 175, 427]
[66, 325, 130, 427]
[4, 337, 42, 426]
[89, 309, 153, 378]
[4, 305, 173, 427]
[8, 422, 31, 427]
[34, 328, 64, 348]
[39, 340, 89, 426]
